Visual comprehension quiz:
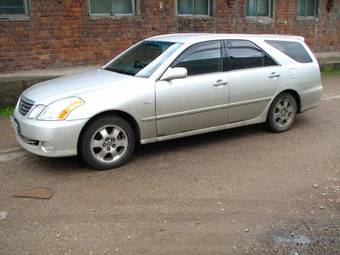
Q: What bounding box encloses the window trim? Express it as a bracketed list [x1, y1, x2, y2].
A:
[296, 0, 319, 19]
[0, 0, 30, 20]
[245, 0, 273, 18]
[88, 0, 135, 17]
[175, 0, 211, 17]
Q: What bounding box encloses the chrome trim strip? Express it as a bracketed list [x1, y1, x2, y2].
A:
[141, 115, 265, 144]
[141, 116, 157, 122]
[229, 97, 271, 108]
[156, 103, 229, 120]
[141, 96, 271, 122]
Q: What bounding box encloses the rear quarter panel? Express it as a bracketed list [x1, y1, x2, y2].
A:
[257, 39, 323, 113]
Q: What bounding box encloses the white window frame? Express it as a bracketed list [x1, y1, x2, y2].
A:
[88, 0, 135, 17]
[245, 0, 273, 18]
[296, 0, 318, 19]
[0, 0, 30, 19]
[175, 0, 211, 17]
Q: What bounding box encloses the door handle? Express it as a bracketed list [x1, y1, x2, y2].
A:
[269, 72, 281, 79]
[213, 79, 228, 86]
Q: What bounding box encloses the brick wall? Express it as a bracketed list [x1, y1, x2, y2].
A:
[0, 0, 339, 73]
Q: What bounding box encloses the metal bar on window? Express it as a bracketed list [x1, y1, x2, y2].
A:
[132, 0, 135, 15]
[255, 0, 259, 17]
[208, 0, 210, 16]
[23, 0, 28, 15]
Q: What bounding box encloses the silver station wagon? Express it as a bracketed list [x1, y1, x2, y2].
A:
[11, 33, 323, 170]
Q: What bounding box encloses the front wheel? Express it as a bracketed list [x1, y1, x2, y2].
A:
[80, 116, 135, 170]
[267, 93, 297, 132]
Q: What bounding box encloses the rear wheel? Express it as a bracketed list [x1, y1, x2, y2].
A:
[80, 116, 135, 170]
[267, 93, 297, 132]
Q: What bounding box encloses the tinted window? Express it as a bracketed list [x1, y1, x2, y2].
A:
[263, 54, 277, 66]
[175, 43, 221, 76]
[266, 40, 313, 63]
[228, 48, 263, 70]
[225, 40, 277, 71]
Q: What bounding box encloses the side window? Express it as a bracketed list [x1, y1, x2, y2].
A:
[246, 0, 273, 17]
[296, 0, 319, 17]
[224, 40, 277, 71]
[265, 40, 313, 63]
[0, 0, 29, 16]
[177, 0, 211, 16]
[174, 42, 221, 76]
[89, 0, 135, 16]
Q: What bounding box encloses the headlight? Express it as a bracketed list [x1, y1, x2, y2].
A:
[38, 97, 84, 121]
[28, 105, 46, 119]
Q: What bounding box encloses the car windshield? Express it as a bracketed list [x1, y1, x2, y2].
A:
[105, 41, 182, 78]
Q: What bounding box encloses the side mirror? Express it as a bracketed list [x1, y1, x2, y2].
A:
[161, 67, 187, 81]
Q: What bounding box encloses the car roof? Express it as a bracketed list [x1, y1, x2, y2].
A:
[147, 33, 304, 44]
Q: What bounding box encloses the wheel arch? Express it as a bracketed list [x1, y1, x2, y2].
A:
[273, 89, 302, 114]
[77, 110, 141, 154]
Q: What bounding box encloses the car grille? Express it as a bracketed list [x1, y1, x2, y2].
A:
[18, 96, 34, 116]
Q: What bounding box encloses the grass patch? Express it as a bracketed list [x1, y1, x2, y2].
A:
[0, 106, 14, 117]
[321, 67, 340, 76]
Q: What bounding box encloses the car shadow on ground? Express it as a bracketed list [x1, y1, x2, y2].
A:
[134, 123, 266, 156]
[36, 116, 309, 172]
[133, 114, 309, 160]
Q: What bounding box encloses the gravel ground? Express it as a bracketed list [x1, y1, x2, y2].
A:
[0, 75, 339, 255]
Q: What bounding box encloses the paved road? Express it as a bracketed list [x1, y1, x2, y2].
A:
[0, 75, 339, 255]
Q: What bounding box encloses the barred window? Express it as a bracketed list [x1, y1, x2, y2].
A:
[246, 0, 273, 17]
[0, 0, 28, 15]
[89, 0, 135, 16]
[296, 0, 319, 17]
[177, 0, 211, 16]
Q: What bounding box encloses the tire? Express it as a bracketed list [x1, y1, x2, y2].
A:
[267, 93, 297, 133]
[80, 116, 135, 170]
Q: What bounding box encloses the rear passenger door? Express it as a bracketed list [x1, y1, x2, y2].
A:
[224, 40, 282, 123]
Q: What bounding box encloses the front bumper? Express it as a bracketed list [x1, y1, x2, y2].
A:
[10, 113, 88, 157]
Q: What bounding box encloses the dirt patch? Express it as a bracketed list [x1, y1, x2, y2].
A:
[260, 218, 340, 255]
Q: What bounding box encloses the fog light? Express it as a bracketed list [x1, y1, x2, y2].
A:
[41, 142, 54, 152]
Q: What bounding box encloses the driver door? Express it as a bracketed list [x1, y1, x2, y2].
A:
[155, 41, 229, 136]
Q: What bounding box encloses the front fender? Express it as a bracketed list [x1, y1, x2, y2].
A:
[67, 80, 157, 140]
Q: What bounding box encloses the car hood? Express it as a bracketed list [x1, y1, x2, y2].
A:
[22, 69, 135, 104]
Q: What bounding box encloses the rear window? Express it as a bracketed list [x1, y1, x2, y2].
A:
[265, 40, 313, 63]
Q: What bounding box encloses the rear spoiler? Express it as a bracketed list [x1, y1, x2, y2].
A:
[259, 34, 305, 42]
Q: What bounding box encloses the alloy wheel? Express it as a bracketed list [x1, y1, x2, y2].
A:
[90, 125, 128, 163]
